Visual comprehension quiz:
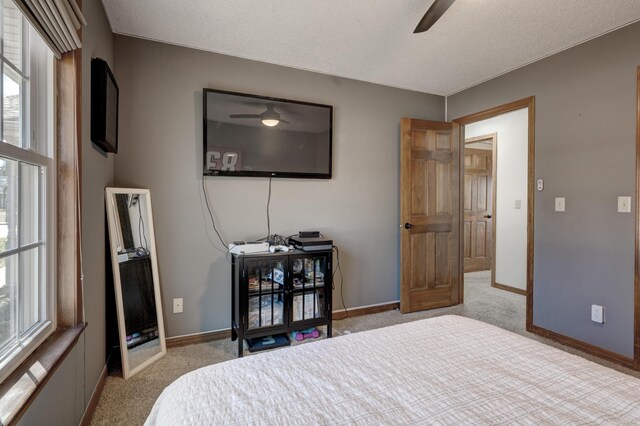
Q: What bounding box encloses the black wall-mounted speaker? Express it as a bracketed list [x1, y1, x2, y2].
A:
[91, 58, 119, 154]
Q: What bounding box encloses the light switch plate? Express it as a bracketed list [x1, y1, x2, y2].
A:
[617, 196, 631, 213]
[515, 199, 521, 209]
[555, 197, 565, 212]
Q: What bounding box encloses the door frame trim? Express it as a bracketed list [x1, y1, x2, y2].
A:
[453, 96, 535, 330]
[635, 66, 640, 370]
[464, 134, 497, 285]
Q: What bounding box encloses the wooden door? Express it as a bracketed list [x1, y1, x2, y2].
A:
[400, 118, 461, 313]
[463, 148, 493, 272]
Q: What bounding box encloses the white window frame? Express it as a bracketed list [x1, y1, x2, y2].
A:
[0, 8, 55, 383]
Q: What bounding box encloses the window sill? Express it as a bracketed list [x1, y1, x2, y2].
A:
[0, 323, 85, 425]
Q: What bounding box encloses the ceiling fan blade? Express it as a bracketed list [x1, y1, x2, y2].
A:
[413, 0, 455, 34]
[279, 119, 290, 124]
[229, 114, 261, 118]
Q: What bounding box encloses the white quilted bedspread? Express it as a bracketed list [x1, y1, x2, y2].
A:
[146, 315, 640, 425]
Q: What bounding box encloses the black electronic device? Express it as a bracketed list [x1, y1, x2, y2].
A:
[299, 231, 320, 238]
[246, 333, 290, 353]
[289, 236, 333, 252]
[91, 58, 119, 153]
[203, 88, 333, 179]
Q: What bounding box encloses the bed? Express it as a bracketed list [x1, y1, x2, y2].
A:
[146, 315, 640, 425]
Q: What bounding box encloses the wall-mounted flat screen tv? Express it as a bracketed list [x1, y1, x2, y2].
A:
[203, 89, 332, 179]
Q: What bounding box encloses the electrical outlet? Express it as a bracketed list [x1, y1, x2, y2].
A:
[591, 304, 604, 324]
[515, 199, 522, 209]
[173, 298, 183, 314]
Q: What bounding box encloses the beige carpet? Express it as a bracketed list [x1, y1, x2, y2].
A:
[90, 271, 639, 425]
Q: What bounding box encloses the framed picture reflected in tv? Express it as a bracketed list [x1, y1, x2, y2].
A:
[91, 58, 119, 153]
[203, 88, 332, 179]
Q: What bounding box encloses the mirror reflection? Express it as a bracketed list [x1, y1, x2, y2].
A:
[106, 188, 166, 378]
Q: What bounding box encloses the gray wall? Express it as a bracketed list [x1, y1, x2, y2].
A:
[80, 0, 115, 406]
[18, 0, 115, 424]
[113, 35, 444, 337]
[17, 343, 84, 425]
[448, 22, 640, 358]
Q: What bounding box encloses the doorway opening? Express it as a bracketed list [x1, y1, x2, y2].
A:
[454, 97, 535, 331]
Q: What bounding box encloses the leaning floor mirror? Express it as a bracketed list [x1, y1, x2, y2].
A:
[105, 188, 166, 379]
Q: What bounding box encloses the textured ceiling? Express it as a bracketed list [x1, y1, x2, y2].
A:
[100, 0, 640, 96]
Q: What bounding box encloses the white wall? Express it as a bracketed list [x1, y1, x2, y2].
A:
[465, 109, 528, 290]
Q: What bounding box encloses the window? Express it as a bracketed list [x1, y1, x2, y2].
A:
[0, 0, 54, 382]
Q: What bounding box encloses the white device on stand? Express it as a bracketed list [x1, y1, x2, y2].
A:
[269, 245, 291, 253]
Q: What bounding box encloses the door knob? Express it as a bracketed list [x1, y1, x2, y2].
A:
[484, 215, 492, 219]
[404, 223, 413, 229]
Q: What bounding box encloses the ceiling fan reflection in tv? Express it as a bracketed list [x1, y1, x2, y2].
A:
[229, 103, 290, 127]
